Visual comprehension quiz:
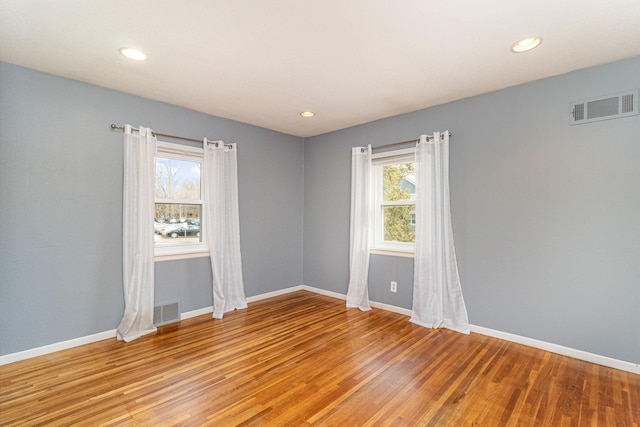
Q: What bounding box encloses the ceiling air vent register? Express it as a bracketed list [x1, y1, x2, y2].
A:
[570, 89, 639, 125]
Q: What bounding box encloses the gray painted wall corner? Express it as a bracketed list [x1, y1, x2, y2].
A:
[0, 61, 305, 356]
[303, 56, 640, 364]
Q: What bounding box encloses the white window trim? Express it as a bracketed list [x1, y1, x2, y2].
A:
[155, 250, 210, 262]
[154, 141, 209, 261]
[371, 147, 416, 257]
[370, 248, 415, 258]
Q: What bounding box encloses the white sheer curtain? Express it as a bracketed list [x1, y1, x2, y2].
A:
[117, 125, 158, 342]
[346, 145, 372, 311]
[411, 132, 469, 334]
[203, 139, 247, 318]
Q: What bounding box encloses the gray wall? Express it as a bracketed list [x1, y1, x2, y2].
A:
[0, 62, 304, 355]
[2, 56, 639, 365]
[303, 56, 640, 364]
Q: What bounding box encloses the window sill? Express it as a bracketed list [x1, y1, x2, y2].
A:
[155, 250, 210, 262]
[370, 248, 415, 258]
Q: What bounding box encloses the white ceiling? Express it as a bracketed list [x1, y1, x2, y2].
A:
[2, 0, 640, 138]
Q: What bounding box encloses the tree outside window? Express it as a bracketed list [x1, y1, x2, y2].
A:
[371, 149, 417, 254]
[382, 163, 415, 243]
[153, 142, 208, 257]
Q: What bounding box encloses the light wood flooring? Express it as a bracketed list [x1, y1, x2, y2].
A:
[1, 291, 638, 426]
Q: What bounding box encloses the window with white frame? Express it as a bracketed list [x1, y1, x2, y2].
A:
[154, 141, 207, 258]
[371, 148, 416, 254]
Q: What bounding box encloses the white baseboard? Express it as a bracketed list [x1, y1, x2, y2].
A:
[369, 300, 412, 316]
[3, 286, 638, 374]
[298, 286, 639, 374]
[180, 306, 213, 320]
[247, 285, 304, 303]
[180, 286, 306, 321]
[300, 285, 346, 301]
[300, 285, 413, 316]
[0, 329, 116, 366]
[469, 325, 640, 374]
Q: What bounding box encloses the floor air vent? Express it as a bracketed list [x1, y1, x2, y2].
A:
[571, 89, 639, 125]
[154, 300, 180, 326]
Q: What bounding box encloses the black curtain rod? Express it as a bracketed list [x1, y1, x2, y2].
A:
[110, 124, 231, 148]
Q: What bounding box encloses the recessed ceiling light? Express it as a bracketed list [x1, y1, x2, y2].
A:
[119, 47, 147, 61]
[511, 37, 542, 53]
[300, 111, 316, 118]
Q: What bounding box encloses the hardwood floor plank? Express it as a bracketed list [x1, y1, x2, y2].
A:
[1, 291, 638, 426]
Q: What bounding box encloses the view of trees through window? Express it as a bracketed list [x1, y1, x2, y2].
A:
[382, 163, 416, 243]
[154, 157, 202, 243]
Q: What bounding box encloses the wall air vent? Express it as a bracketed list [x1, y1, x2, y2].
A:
[570, 89, 639, 125]
[153, 300, 180, 326]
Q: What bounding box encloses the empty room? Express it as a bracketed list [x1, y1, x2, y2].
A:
[1, 1, 639, 425]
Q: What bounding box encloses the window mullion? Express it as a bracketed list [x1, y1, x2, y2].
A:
[380, 200, 416, 207]
[156, 198, 203, 205]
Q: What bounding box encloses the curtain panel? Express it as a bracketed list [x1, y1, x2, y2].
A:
[203, 139, 247, 318]
[411, 132, 469, 334]
[117, 125, 158, 342]
[346, 145, 372, 311]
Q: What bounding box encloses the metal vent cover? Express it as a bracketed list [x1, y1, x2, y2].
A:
[153, 300, 180, 326]
[572, 103, 585, 121]
[622, 93, 635, 113]
[570, 89, 638, 125]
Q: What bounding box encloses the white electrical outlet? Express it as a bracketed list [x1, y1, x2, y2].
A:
[390, 281, 397, 293]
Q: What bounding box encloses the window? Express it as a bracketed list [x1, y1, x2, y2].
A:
[372, 148, 416, 255]
[154, 141, 208, 259]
